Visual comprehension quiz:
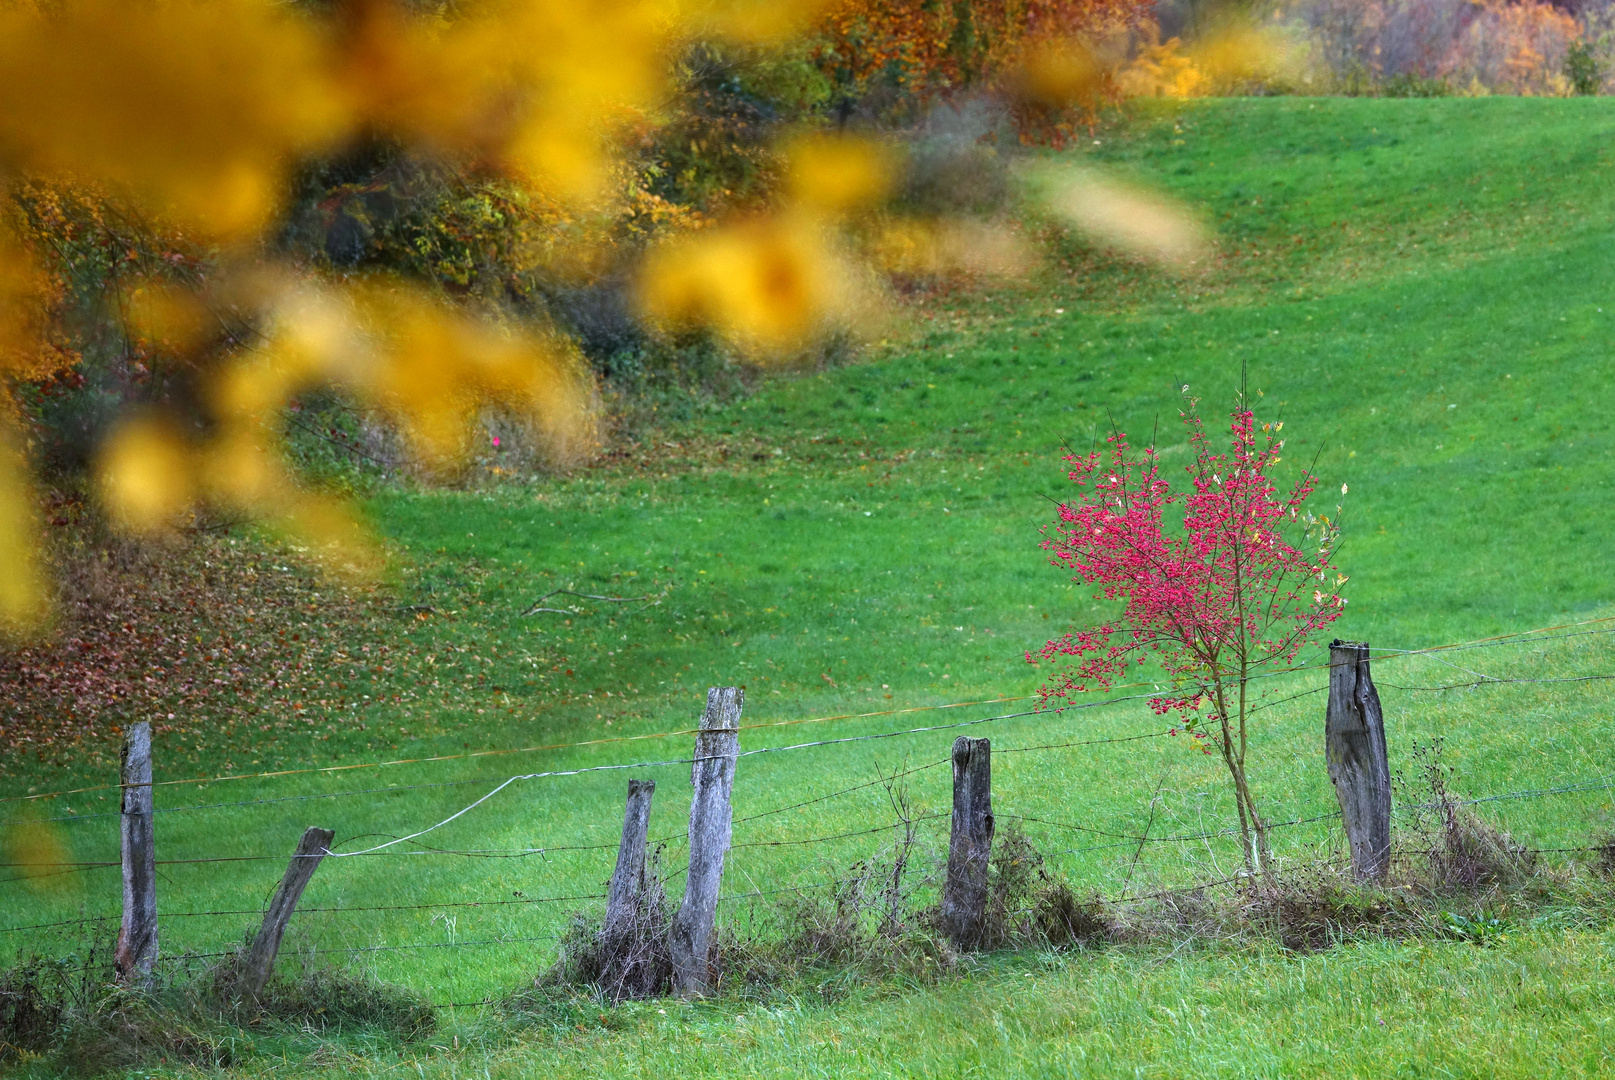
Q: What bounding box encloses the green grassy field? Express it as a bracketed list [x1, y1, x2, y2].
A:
[6, 96, 1615, 1076]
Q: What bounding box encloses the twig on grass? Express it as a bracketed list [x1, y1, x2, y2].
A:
[520, 588, 662, 617]
[1124, 774, 1169, 894]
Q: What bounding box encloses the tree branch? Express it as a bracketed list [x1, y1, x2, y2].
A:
[520, 588, 662, 617]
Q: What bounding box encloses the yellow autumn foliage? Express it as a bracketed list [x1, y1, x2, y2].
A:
[1117, 22, 1290, 99]
[0, 0, 349, 237]
[0, 0, 1217, 638]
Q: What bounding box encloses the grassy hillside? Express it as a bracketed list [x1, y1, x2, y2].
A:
[6, 96, 1615, 1077]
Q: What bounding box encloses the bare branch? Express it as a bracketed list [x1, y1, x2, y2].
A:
[520, 588, 663, 617]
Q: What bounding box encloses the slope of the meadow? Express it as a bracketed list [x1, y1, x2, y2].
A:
[5, 97, 1615, 1077]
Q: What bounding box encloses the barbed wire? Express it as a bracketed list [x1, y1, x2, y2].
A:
[0, 889, 611, 935]
[0, 775, 520, 829]
[10, 763, 1615, 884]
[0, 697, 1041, 809]
[268, 694, 1165, 867]
[997, 730, 1175, 757]
[1381, 673, 1615, 692]
[14, 655, 1613, 832]
[9, 756, 1615, 888]
[1034, 808, 1342, 859]
[732, 815, 945, 850]
[1369, 619, 1615, 661]
[182, 934, 562, 962]
[717, 877, 843, 905]
[732, 758, 950, 826]
[10, 615, 1615, 814]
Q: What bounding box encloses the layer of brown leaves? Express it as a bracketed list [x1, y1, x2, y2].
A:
[0, 521, 392, 778]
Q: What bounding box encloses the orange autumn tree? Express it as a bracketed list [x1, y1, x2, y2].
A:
[811, 0, 1150, 133]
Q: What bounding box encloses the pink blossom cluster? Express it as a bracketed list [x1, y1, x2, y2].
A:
[1029, 401, 1346, 723]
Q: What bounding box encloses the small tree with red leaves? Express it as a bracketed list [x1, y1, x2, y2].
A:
[1030, 390, 1348, 875]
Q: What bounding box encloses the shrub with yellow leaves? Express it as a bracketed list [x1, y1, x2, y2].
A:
[1115, 21, 1293, 100]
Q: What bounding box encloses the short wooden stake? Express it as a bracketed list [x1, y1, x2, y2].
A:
[116, 721, 158, 986]
[1326, 640, 1392, 880]
[600, 779, 660, 997]
[940, 736, 994, 949]
[603, 779, 656, 942]
[670, 686, 742, 996]
[239, 826, 335, 1002]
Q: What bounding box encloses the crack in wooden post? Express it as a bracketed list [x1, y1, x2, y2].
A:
[239, 826, 335, 1003]
[669, 687, 741, 996]
[1326, 640, 1392, 880]
[941, 736, 994, 949]
[115, 721, 157, 987]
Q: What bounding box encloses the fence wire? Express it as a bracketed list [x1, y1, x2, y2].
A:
[3, 614, 1615, 995]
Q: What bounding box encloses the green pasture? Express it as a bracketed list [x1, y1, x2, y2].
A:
[6, 95, 1615, 1075]
[255, 929, 1615, 1080]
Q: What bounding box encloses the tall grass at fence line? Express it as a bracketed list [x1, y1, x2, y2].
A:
[4, 625, 1615, 1006]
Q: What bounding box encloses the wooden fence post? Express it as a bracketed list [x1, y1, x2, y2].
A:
[600, 779, 660, 997]
[239, 826, 335, 1003]
[604, 779, 656, 941]
[669, 686, 742, 996]
[940, 735, 994, 949]
[116, 721, 158, 986]
[1326, 640, 1392, 880]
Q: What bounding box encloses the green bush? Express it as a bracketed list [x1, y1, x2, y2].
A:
[1565, 42, 1603, 96]
[1381, 72, 1453, 98]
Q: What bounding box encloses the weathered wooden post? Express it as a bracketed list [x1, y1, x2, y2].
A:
[604, 780, 657, 939]
[239, 826, 335, 1002]
[669, 687, 741, 996]
[115, 721, 158, 986]
[599, 779, 659, 996]
[1326, 640, 1391, 880]
[940, 735, 994, 949]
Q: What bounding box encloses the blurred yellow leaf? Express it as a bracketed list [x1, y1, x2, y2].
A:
[639, 216, 858, 353]
[281, 495, 384, 582]
[1035, 166, 1210, 272]
[785, 133, 897, 215]
[2, 813, 73, 893]
[96, 416, 197, 535]
[1014, 37, 1112, 107]
[0, 0, 351, 236]
[506, 121, 612, 207]
[868, 217, 1033, 278]
[0, 228, 74, 392]
[682, 0, 830, 42]
[346, 284, 598, 468]
[200, 427, 288, 509]
[0, 423, 48, 638]
[124, 283, 211, 354]
[342, 0, 671, 205]
[1192, 26, 1290, 93]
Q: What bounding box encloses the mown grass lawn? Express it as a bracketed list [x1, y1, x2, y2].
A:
[5, 96, 1615, 1077]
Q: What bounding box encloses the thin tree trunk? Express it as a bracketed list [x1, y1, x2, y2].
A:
[1235, 663, 1266, 873]
[1213, 680, 1273, 877]
[1213, 686, 1255, 874]
[1230, 757, 1271, 875]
